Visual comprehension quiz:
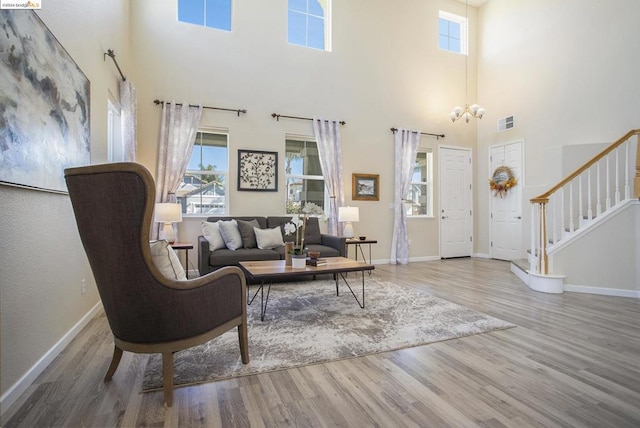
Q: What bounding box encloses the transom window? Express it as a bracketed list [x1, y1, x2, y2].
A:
[288, 0, 331, 51]
[439, 11, 467, 55]
[406, 150, 433, 217]
[178, 0, 232, 31]
[285, 139, 325, 214]
[178, 131, 228, 215]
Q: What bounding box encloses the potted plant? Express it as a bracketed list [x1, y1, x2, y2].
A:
[284, 202, 324, 268]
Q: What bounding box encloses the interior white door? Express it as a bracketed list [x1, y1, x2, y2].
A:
[490, 141, 524, 260]
[439, 146, 473, 258]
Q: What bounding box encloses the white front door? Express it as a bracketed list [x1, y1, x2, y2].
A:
[490, 141, 524, 260]
[439, 146, 473, 258]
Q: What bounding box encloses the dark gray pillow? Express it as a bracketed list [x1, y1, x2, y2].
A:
[237, 219, 260, 248]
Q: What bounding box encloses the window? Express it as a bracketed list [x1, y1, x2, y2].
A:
[406, 150, 433, 217]
[107, 98, 123, 162]
[178, 131, 228, 215]
[285, 139, 325, 213]
[178, 0, 232, 31]
[288, 0, 331, 51]
[439, 11, 467, 54]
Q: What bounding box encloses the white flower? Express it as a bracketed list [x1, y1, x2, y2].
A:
[302, 202, 323, 216]
[283, 222, 297, 235]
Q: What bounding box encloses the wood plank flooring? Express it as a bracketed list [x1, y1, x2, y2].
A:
[3, 258, 640, 427]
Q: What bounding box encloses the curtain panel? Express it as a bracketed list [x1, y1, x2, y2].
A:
[153, 102, 202, 238]
[390, 128, 420, 264]
[119, 80, 137, 162]
[312, 117, 345, 236]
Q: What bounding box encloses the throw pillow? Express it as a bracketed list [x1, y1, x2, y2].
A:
[254, 226, 284, 249]
[237, 219, 260, 249]
[201, 221, 226, 250]
[149, 240, 187, 281]
[218, 219, 243, 250]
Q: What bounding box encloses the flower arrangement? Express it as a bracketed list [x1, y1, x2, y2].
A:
[489, 166, 518, 198]
[284, 202, 324, 254]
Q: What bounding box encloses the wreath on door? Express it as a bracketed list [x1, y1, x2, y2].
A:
[489, 166, 517, 198]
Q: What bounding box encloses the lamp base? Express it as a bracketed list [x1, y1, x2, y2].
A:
[343, 222, 354, 238]
[159, 222, 175, 244]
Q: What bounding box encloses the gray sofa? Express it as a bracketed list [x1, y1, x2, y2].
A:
[198, 216, 346, 275]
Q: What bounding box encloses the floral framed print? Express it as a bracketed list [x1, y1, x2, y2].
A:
[352, 173, 379, 201]
[237, 149, 278, 191]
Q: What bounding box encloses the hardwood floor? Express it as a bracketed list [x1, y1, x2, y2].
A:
[3, 258, 640, 427]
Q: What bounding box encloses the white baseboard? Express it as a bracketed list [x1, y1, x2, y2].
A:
[0, 302, 103, 416]
[510, 263, 529, 285]
[473, 253, 490, 259]
[564, 284, 640, 298]
[408, 256, 441, 262]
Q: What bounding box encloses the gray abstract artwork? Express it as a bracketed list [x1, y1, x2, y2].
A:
[0, 10, 90, 192]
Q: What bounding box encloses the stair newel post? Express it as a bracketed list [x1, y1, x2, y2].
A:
[530, 197, 549, 275]
[530, 203, 536, 273]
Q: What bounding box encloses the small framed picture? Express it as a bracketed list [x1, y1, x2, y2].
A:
[352, 173, 379, 201]
[237, 149, 278, 191]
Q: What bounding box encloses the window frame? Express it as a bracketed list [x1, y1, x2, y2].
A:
[406, 149, 434, 218]
[284, 136, 327, 214]
[177, 0, 233, 32]
[438, 10, 468, 55]
[179, 128, 229, 217]
[287, 0, 332, 52]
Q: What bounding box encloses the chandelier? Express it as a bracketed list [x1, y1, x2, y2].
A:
[449, 0, 485, 123]
[450, 104, 485, 123]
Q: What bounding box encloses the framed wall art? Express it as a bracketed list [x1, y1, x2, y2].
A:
[237, 149, 278, 191]
[352, 173, 379, 201]
[0, 10, 91, 193]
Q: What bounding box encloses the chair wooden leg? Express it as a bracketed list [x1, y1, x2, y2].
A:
[238, 323, 249, 364]
[103, 345, 123, 382]
[162, 352, 174, 407]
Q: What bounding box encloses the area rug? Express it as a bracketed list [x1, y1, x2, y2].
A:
[141, 278, 514, 391]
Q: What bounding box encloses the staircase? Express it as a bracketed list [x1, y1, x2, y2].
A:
[513, 129, 640, 295]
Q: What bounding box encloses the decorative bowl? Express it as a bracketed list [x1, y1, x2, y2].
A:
[308, 251, 321, 260]
[359, 236, 366, 240]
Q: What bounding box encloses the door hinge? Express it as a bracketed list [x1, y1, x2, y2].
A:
[491, 241, 493, 247]
[470, 210, 472, 216]
[469, 236, 473, 242]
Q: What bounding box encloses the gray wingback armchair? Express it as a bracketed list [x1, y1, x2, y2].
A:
[64, 162, 248, 407]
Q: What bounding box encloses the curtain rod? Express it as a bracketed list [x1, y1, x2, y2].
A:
[390, 127, 445, 140]
[271, 113, 346, 125]
[154, 99, 247, 117]
[103, 49, 126, 81]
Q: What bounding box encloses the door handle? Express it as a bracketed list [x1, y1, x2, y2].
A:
[442, 216, 448, 219]
[514, 216, 522, 219]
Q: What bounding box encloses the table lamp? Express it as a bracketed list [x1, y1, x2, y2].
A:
[155, 203, 182, 243]
[338, 206, 359, 238]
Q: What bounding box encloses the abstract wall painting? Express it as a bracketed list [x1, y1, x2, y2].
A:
[0, 10, 90, 193]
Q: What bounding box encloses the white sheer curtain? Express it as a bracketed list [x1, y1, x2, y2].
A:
[119, 80, 137, 161]
[312, 117, 345, 236]
[153, 102, 202, 238]
[390, 128, 420, 264]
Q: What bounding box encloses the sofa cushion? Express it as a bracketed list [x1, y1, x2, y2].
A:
[267, 216, 322, 245]
[218, 219, 243, 250]
[209, 248, 281, 266]
[206, 216, 268, 229]
[237, 219, 260, 248]
[254, 226, 284, 249]
[149, 240, 187, 281]
[201, 221, 226, 250]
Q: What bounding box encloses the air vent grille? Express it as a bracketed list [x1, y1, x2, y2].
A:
[497, 115, 515, 132]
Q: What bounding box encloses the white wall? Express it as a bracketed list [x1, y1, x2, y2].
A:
[476, 0, 640, 256]
[130, 0, 478, 264]
[0, 0, 130, 407]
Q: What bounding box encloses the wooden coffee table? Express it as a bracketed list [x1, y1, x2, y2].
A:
[239, 256, 374, 321]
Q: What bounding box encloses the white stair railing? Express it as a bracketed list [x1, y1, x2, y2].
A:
[530, 130, 640, 275]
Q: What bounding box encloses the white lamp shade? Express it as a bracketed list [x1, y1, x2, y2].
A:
[338, 206, 359, 222]
[154, 203, 182, 223]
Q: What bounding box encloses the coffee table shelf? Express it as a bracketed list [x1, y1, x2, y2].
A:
[239, 257, 374, 321]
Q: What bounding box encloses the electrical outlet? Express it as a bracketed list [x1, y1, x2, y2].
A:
[81, 278, 86, 295]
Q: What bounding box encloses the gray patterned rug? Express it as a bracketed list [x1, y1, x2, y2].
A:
[141, 278, 514, 391]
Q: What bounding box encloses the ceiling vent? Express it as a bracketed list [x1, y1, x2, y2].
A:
[497, 115, 515, 132]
